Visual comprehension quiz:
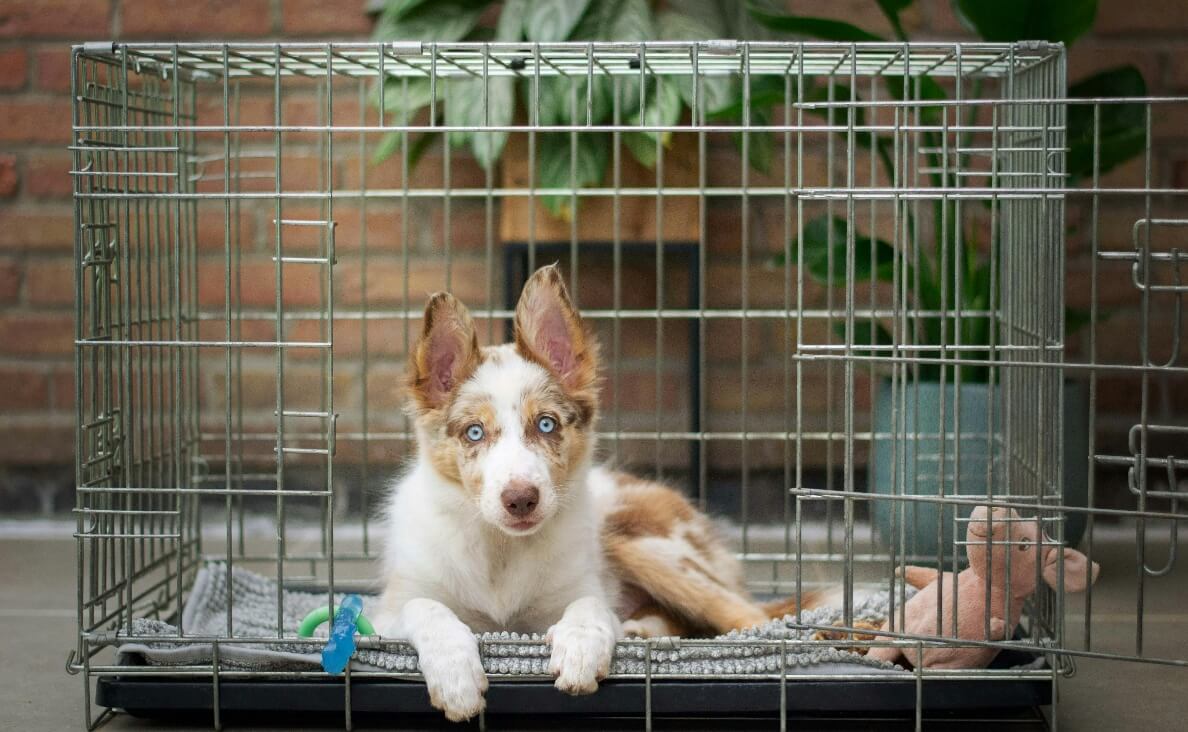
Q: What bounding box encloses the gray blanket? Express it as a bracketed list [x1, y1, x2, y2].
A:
[118, 562, 910, 676]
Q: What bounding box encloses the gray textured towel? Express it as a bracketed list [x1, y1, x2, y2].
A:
[118, 562, 911, 676]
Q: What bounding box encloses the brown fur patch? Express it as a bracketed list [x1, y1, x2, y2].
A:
[603, 471, 829, 636]
[625, 600, 691, 638]
[603, 472, 697, 540]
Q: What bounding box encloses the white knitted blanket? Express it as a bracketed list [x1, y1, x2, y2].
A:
[118, 563, 909, 676]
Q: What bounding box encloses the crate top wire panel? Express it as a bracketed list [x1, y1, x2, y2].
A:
[78, 40, 1062, 81]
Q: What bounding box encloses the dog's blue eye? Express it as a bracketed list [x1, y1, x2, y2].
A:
[465, 424, 484, 442]
[537, 415, 556, 434]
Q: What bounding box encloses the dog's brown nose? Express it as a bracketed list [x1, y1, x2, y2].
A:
[501, 481, 540, 518]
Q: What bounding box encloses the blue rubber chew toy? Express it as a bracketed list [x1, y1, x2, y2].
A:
[296, 594, 376, 675]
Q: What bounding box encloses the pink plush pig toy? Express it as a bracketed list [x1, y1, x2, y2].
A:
[866, 506, 1100, 669]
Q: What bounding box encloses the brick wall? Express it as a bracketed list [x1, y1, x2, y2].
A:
[2, 1, 1185, 508]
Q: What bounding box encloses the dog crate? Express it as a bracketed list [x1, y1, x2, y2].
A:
[69, 40, 1187, 729]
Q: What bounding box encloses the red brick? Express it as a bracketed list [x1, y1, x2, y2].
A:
[196, 258, 326, 309]
[195, 93, 276, 128]
[193, 154, 323, 194]
[281, 0, 372, 36]
[208, 366, 356, 412]
[25, 259, 74, 306]
[0, 313, 74, 355]
[364, 364, 408, 414]
[50, 368, 74, 409]
[291, 317, 408, 359]
[194, 204, 258, 252]
[924, 0, 972, 36]
[602, 367, 683, 413]
[23, 152, 73, 198]
[0, 1, 110, 39]
[0, 424, 73, 464]
[1067, 45, 1161, 91]
[0, 96, 72, 144]
[0, 258, 19, 303]
[428, 201, 495, 253]
[1097, 0, 1188, 34]
[0, 208, 73, 250]
[0, 154, 17, 198]
[34, 46, 71, 92]
[612, 318, 692, 360]
[194, 317, 278, 345]
[274, 202, 404, 253]
[0, 367, 51, 410]
[0, 47, 28, 91]
[336, 257, 490, 308]
[121, 0, 273, 38]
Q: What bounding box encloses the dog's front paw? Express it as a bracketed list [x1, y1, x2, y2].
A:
[418, 640, 488, 721]
[547, 621, 615, 695]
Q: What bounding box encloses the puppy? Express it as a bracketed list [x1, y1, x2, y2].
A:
[373, 264, 815, 721]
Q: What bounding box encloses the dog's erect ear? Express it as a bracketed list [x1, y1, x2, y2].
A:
[514, 264, 598, 396]
[408, 292, 481, 411]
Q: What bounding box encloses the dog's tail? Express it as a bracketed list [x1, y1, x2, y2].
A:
[760, 588, 830, 619]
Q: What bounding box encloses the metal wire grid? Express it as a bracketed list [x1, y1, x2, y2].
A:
[69, 40, 1187, 729]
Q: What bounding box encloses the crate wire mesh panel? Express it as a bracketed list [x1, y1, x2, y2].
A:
[69, 40, 1187, 728]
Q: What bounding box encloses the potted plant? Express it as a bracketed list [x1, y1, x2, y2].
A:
[370, 0, 790, 239]
[756, 0, 1146, 559]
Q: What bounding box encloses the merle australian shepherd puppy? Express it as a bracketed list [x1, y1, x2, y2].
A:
[373, 264, 815, 720]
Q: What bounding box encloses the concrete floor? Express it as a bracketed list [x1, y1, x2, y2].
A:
[2, 525, 1186, 731]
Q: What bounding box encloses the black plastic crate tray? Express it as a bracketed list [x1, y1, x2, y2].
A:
[96, 647, 1051, 727]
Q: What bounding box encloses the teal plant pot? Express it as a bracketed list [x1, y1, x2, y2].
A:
[871, 380, 1088, 566]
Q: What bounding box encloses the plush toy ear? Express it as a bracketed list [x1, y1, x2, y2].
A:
[514, 263, 599, 398]
[1042, 547, 1100, 593]
[408, 292, 481, 411]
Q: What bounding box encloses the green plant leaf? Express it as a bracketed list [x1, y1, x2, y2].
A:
[705, 75, 785, 121]
[629, 76, 682, 145]
[658, 5, 737, 114]
[570, 0, 653, 41]
[834, 319, 895, 358]
[495, 0, 527, 40]
[375, 77, 438, 121]
[370, 129, 436, 171]
[702, 76, 782, 173]
[371, 130, 403, 165]
[523, 0, 591, 41]
[883, 74, 947, 118]
[876, 0, 912, 40]
[443, 75, 514, 170]
[537, 132, 610, 220]
[534, 75, 616, 126]
[794, 216, 897, 286]
[735, 104, 773, 173]
[1066, 65, 1147, 180]
[370, 77, 440, 165]
[951, 0, 1097, 45]
[1065, 306, 1091, 336]
[372, 0, 492, 41]
[666, 0, 731, 35]
[622, 130, 658, 169]
[747, 2, 884, 42]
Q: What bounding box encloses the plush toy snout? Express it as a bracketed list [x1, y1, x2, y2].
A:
[1042, 546, 1100, 593]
